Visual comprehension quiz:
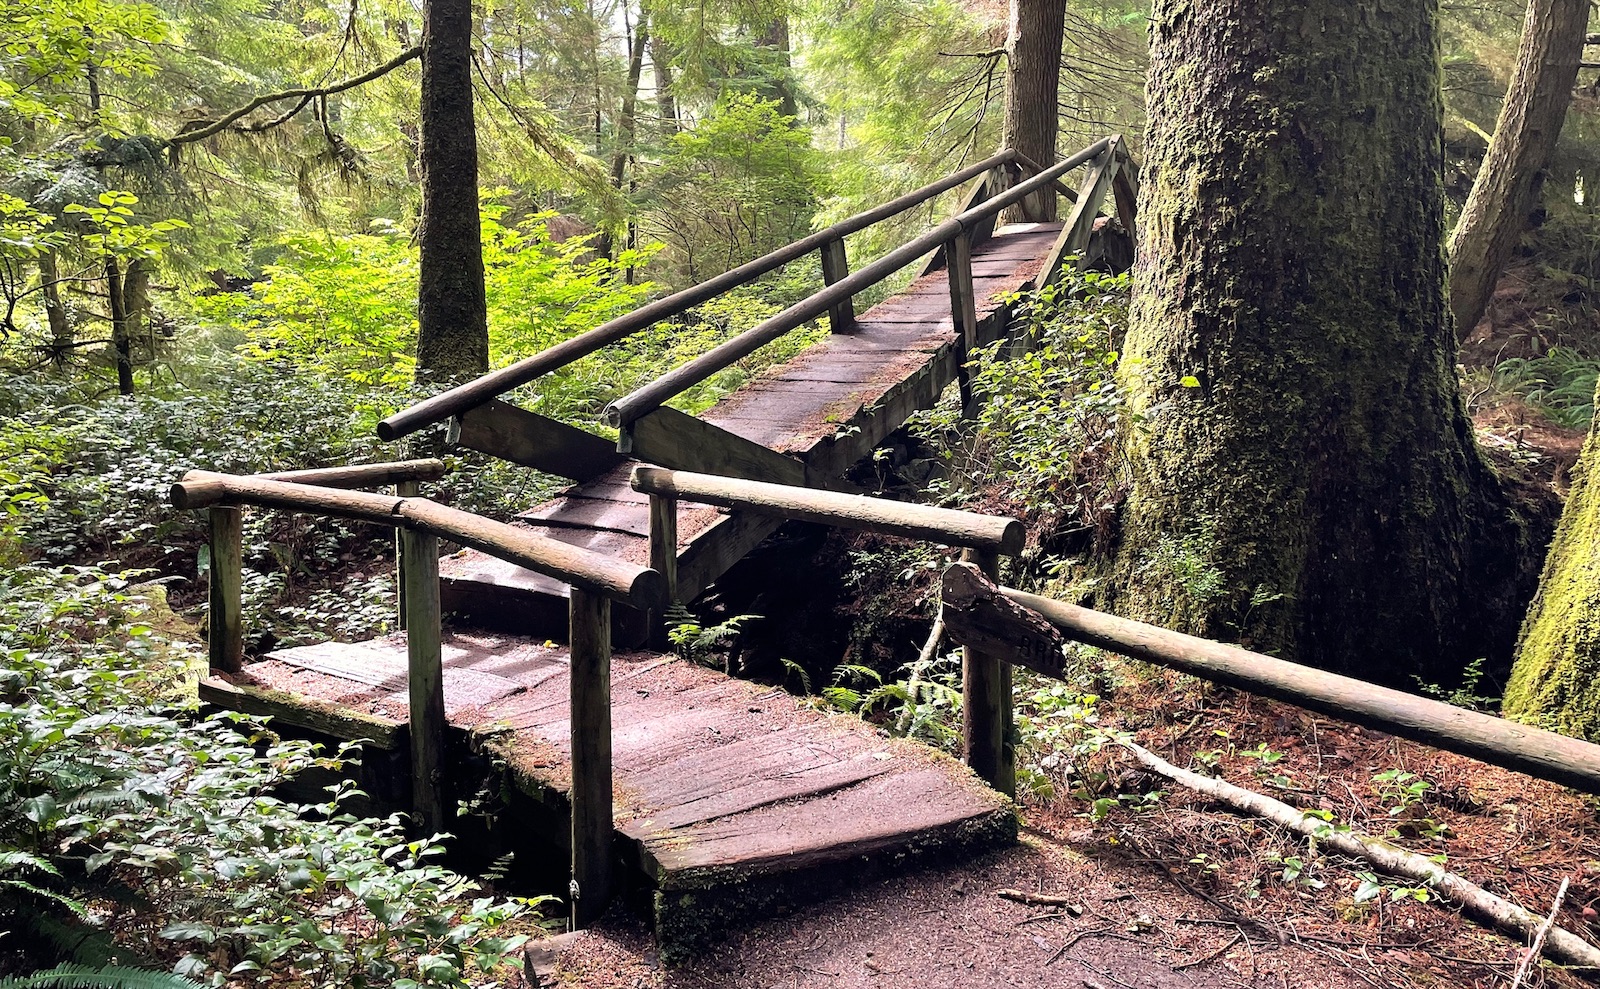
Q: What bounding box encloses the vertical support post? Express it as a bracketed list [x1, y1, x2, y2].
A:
[207, 506, 244, 673]
[647, 493, 679, 648]
[568, 587, 614, 930]
[820, 237, 855, 332]
[401, 526, 449, 835]
[395, 479, 420, 629]
[945, 231, 979, 411]
[961, 547, 1014, 797]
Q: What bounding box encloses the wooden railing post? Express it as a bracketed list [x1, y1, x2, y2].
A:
[961, 547, 1013, 797]
[395, 479, 420, 629]
[401, 525, 449, 835]
[568, 586, 614, 929]
[819, 237, 855, 332]
[945, 231, 979, 411]
[207, 506, 243, 673]
[647, 493, 679, 647]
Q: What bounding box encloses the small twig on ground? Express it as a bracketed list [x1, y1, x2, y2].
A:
[1173, 931, 1243, 971]
[1511, 877, 1570, 988]
[997, 887, 1084, 913]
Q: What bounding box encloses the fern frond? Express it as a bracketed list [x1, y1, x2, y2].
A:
[0, 964, 206, 989]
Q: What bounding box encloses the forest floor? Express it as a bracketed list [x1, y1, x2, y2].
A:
[535, 677, 1600, 989]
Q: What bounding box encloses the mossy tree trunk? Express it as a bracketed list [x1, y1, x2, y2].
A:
[1503, 381, 1600, 739]
[414, 0, 489, 385]
[1110, 0, 1534, 685]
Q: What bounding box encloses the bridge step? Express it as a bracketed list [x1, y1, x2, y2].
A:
[202, 632, 1015, 954]
[435, 221, 1066, 641]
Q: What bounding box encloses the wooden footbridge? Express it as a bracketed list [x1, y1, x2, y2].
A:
[170, 137, 1142, 943]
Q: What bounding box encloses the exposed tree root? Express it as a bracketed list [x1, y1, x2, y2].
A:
[1118, 739, 1600, 974]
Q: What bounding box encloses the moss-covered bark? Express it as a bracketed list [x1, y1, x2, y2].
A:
[1503, 383, 1600, 739]
[1110, 0, 1535, 685]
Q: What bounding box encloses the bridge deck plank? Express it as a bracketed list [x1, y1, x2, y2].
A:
[213, 633, 1010, 891]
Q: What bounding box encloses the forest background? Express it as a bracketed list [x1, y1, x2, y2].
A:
[4, 0, 1600, 985]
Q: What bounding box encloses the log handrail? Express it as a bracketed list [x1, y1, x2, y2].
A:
[376, 149, 1022, 442]
[602, 138, 1115, 435]
[630, 466, 1024, 554]
[171, 470, 665, 608]
[174, 467, 648, 920]
[939, 568, 1600, 796]
[253, 459, 449, 488]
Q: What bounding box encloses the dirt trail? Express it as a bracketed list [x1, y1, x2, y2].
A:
[548, 838, 1366, 989]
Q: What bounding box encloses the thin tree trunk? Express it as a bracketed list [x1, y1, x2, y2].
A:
[1448, 0, 1589, 341]
[40, 251, 71, 366]
[610, 12, 648, 190]
[106, 258, 134, 396]
[651, 34, 678, 134]
[1001, 0, 1064, 224]
[124, 257, 151, 368]
[1111, 0, 1537, 686]
[414, 0, 489, 384]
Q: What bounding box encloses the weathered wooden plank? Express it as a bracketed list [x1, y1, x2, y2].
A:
[207, 506, 243, 672]
[568, 587, 613, 929]
[820, 237, 855, 332]
[1039, 141, 1119, 287]
[630, 406, 806, 486]
[634, 750, 899, 832]
[961, 548, 1013, 797]
[402, 527, 449, 833]
[646, 766, 1007, 874]
[941, 562, 1067, 680]
[1111, 146, 1139, 237]
[198, 675, 404, 750]
[913, 171, 998, 279]
[455, 399, 625, 483]
[522, 495, 652, 538]
[674, 511, 786, 604]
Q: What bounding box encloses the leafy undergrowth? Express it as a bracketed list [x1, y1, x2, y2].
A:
[1015, 657, 1600, 989]
[0, 565, 554, 987]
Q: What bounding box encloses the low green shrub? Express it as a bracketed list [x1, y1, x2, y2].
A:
[0, 564, 543, 986]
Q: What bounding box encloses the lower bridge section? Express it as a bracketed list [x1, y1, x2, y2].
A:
[201, 631, 1015, 952]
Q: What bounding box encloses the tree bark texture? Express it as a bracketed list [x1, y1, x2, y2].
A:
[651, 34, 678, 135]
[106, 257, 134, 395]
[1112, 0, 1535, 686]
[40, 250, 71, 365]
[1504, 380, 1600, 740]
[756, 17, 799, 119]
[609, 13, 648, 190]
[1001, 0, 1065, 224]
[1448, 0, 1589, 341]
[415, 0, 489, 385]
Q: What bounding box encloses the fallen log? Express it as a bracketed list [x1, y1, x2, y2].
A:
[1119, 739, 1600, 973]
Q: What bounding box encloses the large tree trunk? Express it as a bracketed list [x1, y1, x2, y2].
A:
[1503, 380, 1600, 740]
[414, 0, 489, 385]
[1448, 0, 1589, 342]
[1000, 0, 1064, 224]
[1109, 0, 1535, 686]
[756, 17, 798, 119]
